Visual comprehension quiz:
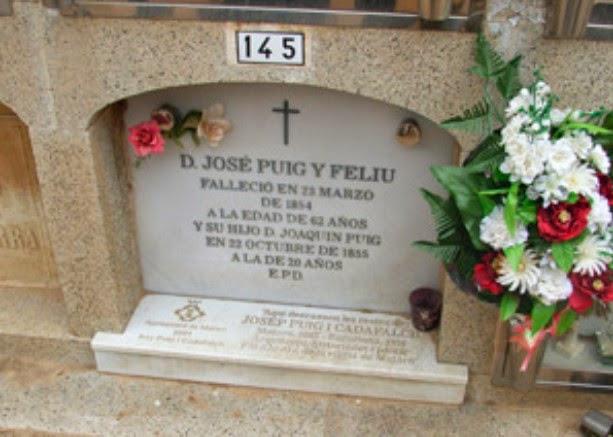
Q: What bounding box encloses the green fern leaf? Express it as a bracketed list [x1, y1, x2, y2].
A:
[420, 189, 460, 240]
[413, 241, 461, 264]
[464, 133, 505, 173]
[496, 55, 523, 101]
[471, 33, 506, 78]
[441, 100, 492, 135]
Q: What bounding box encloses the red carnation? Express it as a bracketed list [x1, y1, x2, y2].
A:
[597, 173, 613, 207]
[473, 252, 503, 295]
[536, 197, 591, 242]
[569, 269, 613, 313]
[128, 120, 165, 157]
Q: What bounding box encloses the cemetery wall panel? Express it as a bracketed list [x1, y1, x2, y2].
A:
[0, 0, 611, 374]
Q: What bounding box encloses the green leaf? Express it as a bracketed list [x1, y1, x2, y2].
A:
[503, 183, 519, 236]
[562, 122, 613, 136]
[441, 99, 492, 135]
[531, 302, 556, 334]
[419, 189, 459, 240]
[551, 241, 575, 272]
[431, 166, 489, 250]
[413, 241, 460, 264]
[495, 55, 523, 101]
[556, 309, 578, 336]
[465, 144, 505, 174]
[478, 193, 496, 215]
[503, 243, 524, 272]
[500, 293, 520, 321]
[517, 199, 537, 224]
[566, 192, 579, 204]
[472, 33, 506, 78]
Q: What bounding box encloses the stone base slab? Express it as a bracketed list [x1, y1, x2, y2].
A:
[92, 294, 467, 404]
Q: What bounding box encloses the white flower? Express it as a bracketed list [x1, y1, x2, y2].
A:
[505, 90, 531, 118]
[497, 250, 541, 295]
[574, 235, 612, 276]
[535, 81, 551, 98]
[547, 139, 577, 174]
[587, 144, 610, 174]
[550, 108, 571, 126]
[532, 172, 568, 206]
[529, 266, 572, 305]
[567, 131, 593, 159]
[500, 143, 546, 185]
[562, 164, 598, 198]
[480, 206, 529, 250]
[588, 194, 612, 232]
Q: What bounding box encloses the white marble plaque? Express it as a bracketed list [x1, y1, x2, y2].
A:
[126, 84, 455, 312]
[93, 294, 467, 403]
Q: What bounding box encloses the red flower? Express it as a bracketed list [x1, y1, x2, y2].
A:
[473, 252, 503, 295]
[128, 120, 165, 157]
[569, 269, 613, 313]
[536, 198, 591, 242]
[597, 173, 613, 207]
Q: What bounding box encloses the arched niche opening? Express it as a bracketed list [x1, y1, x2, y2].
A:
[90, 83, 459, 314]
[0, 103, 58, 289]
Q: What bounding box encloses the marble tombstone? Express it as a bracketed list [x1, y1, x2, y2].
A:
[91, 83, 469, 403]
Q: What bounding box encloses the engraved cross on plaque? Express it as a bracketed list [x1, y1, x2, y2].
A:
[272, 99, 300, 146]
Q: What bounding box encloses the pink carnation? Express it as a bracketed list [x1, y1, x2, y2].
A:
[128, 120, 165, 157]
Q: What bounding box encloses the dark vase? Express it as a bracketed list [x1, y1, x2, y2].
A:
[409, 287, 443, 331]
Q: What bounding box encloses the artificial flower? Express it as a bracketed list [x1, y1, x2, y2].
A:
[151, 108, 175, 131]
[547, 139, 577, 174]
[529, 266, 573, 305]
[532, 172, 568, 206]
[569, 269, 613, 313]
[537, 197, 591, 242]
[480, 206, 529, 249]
[473, 252, 504, 295]
[561, 164, 598, 199]
[496, 250, 541, 295]
[550, 108, 570, 126]
[588, 194, 612, 232]
[567, 131, 594, 159]
[588, 144, 610, 174]
[128, 120, 165, 157]
[197, 103, 232, 147]
[573, 235, 612, 276]
[597, 173, 613, 207]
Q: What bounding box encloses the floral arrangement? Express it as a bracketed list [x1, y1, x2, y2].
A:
[416, 35, 613, 370]
[127, 103, 231, 164]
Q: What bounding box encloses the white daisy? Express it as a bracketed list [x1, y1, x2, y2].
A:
[562, 164, 598, 198]
[587, 144, 610, 174]
[588, 194, 612, 232]
[567, 131, 594, 159]
[532, 172, 568, 206]
[529, 266, 572, 305]
[547, 139, 577, 174]
[497, 250, 541, 295]
[550, 108, 571, 126]
[479, 206, 529, 250]
[574, 235, 612, 276]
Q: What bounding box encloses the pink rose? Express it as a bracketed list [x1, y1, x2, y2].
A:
[128, 120, 165, 157]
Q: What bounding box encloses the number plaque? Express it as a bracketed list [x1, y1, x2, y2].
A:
[236, 31, 304, 66]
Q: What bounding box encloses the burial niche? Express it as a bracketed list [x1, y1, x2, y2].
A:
[0, 103, 57, 288]
[124, 83, 456, 312]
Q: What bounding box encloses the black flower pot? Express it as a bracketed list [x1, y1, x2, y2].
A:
[409, 288, 443, 332]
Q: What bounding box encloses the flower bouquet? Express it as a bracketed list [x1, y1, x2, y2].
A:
[416, 35, 613, 370]
[127, 103, 232, 165]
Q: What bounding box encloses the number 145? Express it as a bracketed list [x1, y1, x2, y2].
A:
[237, 32, 305, 65]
